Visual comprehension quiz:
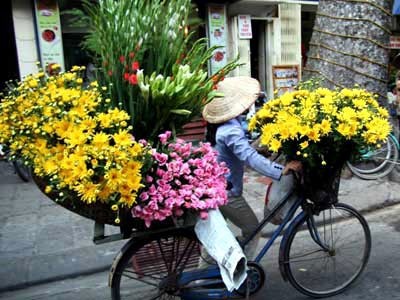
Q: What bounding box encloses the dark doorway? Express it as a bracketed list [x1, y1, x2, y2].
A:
[250, 19, 266, 92]
[1, 0, 19, 92]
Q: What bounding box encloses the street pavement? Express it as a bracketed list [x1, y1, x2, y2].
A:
[1, 160, 400, 296]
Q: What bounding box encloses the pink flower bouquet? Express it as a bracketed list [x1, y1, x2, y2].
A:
[132, 131, 229, 227]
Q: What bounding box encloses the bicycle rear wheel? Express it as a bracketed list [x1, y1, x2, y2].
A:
[110, 228, 201, 300]
[281, 203, 371, 298]
[346, 135, 398, 180]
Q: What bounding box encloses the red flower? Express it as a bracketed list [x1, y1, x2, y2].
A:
[132, 61, 140, 71]
[108, 70, 113, 76]
[129, 74, 138, 85]
[129, 52, 135, 58]
[123, 73, 130, 81]
[119, 55, 125, 63]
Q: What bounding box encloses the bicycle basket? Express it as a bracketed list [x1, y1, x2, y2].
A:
[302, 163, 343, 206]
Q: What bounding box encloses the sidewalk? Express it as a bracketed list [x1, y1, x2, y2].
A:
[1, 161, 400, 293]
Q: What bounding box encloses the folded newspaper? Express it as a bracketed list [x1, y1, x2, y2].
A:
[194, 209, 247, 292]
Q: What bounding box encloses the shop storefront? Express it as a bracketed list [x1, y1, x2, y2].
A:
[9, 0, 317, 93]
[202, 0, 318, 100]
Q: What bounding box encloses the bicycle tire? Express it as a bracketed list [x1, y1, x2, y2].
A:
[12, 160, 31, 182]
[346, 135, 398, 180]
[281, 203, 371, 298]
[110, 227, 201, 300]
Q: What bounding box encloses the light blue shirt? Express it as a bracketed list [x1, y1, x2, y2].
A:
[215, 118, 284, 197]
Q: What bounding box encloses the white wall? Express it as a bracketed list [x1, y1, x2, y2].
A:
[12, 0, 39, 79]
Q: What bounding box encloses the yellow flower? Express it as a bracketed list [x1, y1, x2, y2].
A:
[105, 168, 124, 190]
[320, 119, 331, 135]
[113, 130, 133, 147]
[75, 182, 99, 204]
[97, 112, 113, 128]
[119, 193, 137, 207]
[111, 204, 119, 211]
[300, 141, 309, 149]
[43, 158, 59, 175]
[28, 79, 38, 88]
[98, 185, 113, 201]
[92, 132, 109, 148]
[269, 139, 281, 152]
[65, 127, 87, 146]
[307, 128, 320, 142]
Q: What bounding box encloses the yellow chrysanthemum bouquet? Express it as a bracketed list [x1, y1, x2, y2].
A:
[249, 87, 391, 203]
[0, 65, 146, 224]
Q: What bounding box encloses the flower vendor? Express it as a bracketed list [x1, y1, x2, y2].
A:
[202, 76, 302, 258]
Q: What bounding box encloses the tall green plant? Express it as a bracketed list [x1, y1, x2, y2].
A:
[82, 0, 239, 141]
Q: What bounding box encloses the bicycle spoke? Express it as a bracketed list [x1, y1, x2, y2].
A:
[289, 248, 327, 260]
[118, 270, 160, 287]
[157, 239, 172, 272]
[289, 252, 332, 264]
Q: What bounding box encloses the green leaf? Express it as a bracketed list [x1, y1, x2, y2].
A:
[170, 109, 191, 115]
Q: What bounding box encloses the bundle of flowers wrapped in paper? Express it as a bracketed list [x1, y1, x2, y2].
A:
[249, 86, 391, 203]
[0, 67, 229, 226]
[134, 131, 228, 227]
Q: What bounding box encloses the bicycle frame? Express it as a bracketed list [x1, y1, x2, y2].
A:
[177, 190, 314, 299]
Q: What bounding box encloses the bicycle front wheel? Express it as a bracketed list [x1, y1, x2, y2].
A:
[12, 159, 31, 182]
[110, 228, 201, 300]
[281, 203, 371, 298]
[346, 135, 398, 180]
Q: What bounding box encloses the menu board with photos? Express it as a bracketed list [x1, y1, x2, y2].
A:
[272, 65, 300, 96]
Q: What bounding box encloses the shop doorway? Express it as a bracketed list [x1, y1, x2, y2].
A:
[1, 0, 19, 91]
[250, 19, 267, 94]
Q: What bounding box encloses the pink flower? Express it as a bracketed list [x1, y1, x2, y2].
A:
[140, 192, 149, 201]
[130, 138, 229, 227]
[158, 131, 172, 144]
[154, 153, 168, 165]
[200, 211, 209, 219]
[139, 139, 148, 146]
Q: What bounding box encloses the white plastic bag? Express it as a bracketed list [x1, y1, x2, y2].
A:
[264, 173, 296, 225]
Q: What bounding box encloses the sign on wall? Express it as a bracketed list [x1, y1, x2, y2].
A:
[207, 4, 228, 75]
[34, 0, 65, 73]
[238, 15, 252, 39]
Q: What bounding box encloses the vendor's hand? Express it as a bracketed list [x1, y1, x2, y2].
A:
[282, 160, 302, 175]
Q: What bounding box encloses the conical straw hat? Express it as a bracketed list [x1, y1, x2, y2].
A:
[202, 76, 260, 124]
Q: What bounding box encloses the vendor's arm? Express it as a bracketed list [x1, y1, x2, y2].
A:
[224, 125, 284, 180]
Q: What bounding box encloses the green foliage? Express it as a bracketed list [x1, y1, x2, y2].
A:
[297, 77, 324, 91]
[81, 0, 239, 141]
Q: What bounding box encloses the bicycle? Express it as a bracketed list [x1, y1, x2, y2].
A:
[0, 144, 31, 182]
[108, 173, 371, 299]
[346, 133, 399, 180]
